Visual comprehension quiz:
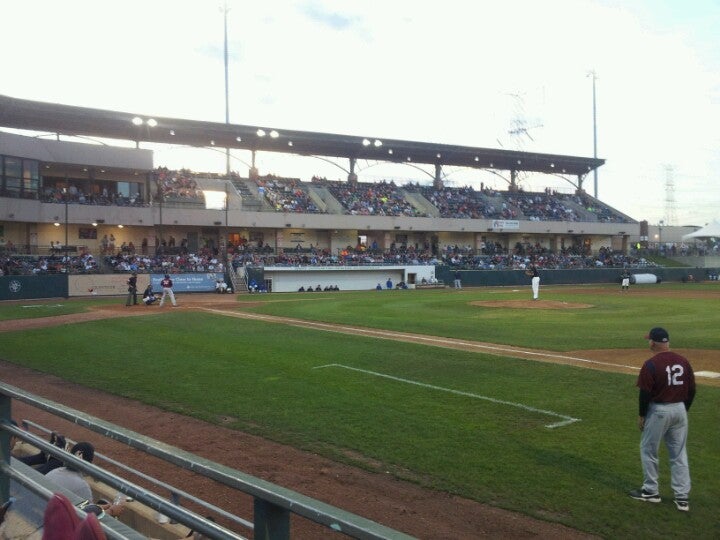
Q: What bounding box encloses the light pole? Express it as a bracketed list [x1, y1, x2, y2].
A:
[587, 70, 598, 198]
[222, 1, 231, 177]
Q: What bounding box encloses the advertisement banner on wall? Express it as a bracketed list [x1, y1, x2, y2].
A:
[490, 220, 520, 230]
[68, 273, 223, 296]
[150, 273, 224, 292]
[69, 274, 150, 297]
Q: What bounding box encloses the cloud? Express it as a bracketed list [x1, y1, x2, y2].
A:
[298, 1, 360, 30]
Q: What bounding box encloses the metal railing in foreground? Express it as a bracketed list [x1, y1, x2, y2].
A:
[20, 419, 254, 533]
[0, 381, 414, 540]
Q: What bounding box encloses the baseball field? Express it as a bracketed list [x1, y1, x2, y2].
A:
[1, 282, 719, 539]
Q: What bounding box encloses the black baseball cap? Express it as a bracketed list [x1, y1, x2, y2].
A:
[646, 327, 669, 343]
[70, 441, 95, 463]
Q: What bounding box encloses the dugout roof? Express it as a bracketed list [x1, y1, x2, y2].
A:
[0, 94, 604, 177]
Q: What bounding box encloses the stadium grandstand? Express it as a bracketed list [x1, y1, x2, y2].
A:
[0, 94, 648, 295]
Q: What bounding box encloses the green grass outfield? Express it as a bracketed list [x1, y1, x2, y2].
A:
[2, 283, 719, 539]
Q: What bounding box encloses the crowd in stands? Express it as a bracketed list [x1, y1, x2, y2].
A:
[318, 179, 428, 217]
[4, 235, 713, 276]
[1, 253, 100, 275]
[256, 175, 323, 213]
[32, 163, 634, 224]
[505, 190, 581, 222]
[104, 249, 224, 274]
[573, 192, 628, 223]
[413, 185, 506, 219]
[153, 167, 204, 202]
[42, 185, 144, 206]
[229, 240, 655, 271]
[440, 242, 655, 270]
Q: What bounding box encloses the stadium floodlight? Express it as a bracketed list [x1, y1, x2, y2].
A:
[270, 130, 279, 138]
[146, 118, 158, 127]
[256, 129, 266, 137]
[131, 117, 143, 126]
[373, 139, 382, 147]
[362, 138, 371, 146]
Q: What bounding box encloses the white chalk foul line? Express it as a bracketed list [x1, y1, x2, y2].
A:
[313, 363, 580, 429]
[203, 308, 638, 372]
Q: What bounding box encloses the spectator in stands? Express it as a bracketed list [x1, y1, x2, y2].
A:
[45, 442, 125, 518]
[386, 277, 393, 289]
[18, 431, 67, 475]
[46, 442, 96, 501]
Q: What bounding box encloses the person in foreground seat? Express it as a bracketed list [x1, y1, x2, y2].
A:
[45, 442, 125, 518]
[629, 327, 696, 512]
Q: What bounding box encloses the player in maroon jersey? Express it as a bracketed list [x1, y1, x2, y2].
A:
[158, 274, 178, 307]
[629, 327, 695, 511]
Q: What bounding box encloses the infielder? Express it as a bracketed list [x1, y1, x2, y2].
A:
[525, 265, 540, 300]
[630, 327, 695, 512]
[620, 269, 631, 292]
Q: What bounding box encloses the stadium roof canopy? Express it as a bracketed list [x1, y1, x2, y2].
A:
[0, 94, 604, 177]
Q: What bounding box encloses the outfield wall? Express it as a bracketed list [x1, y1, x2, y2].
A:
[435, 266, 718, 287]
[0, 273, 228, 301]
[2, 266, 717, 301]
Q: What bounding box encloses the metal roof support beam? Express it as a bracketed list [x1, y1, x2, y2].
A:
[348, 157, 358, 183]
[249, 150, 258, 179]
[509, 170, 518, 192]
[433, 163, 443, 189]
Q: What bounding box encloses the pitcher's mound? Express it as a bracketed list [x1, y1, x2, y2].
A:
[471, 300, 593, 309]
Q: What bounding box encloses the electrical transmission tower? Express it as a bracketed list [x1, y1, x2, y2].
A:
[505, 92, 543, 151]
[663, 165, 678, 226]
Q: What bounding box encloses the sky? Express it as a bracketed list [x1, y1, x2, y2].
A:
[2, 0, 719, 226]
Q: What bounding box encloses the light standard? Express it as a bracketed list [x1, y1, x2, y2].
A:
[222, 0, 231, 177]
[587, 70, 599, 198]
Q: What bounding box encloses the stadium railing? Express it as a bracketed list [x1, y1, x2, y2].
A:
[1, 381, 414, 540]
